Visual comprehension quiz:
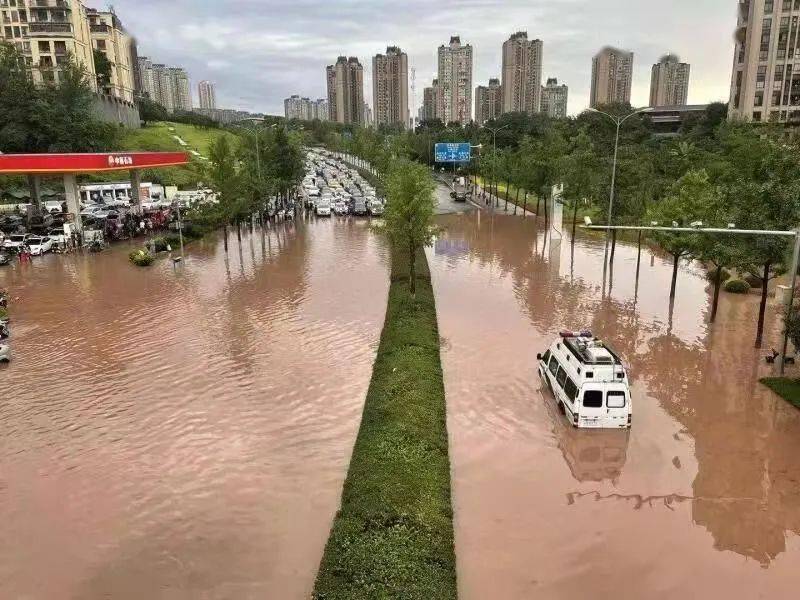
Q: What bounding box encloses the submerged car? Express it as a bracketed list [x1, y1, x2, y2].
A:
[27, 236, 53, 256]
[2, 234, 29, 250]
[0, 343, 10, 362]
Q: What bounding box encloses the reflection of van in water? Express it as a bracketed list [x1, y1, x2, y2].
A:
[555, 422, 630, 482]
[538, 331, 632, 429]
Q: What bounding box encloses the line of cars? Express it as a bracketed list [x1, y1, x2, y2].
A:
[303, 151, 384, 218]
[1, 207, 70, 259]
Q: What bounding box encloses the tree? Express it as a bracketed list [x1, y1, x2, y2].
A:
[646, 170, 710, 300]
[93, 49, 112, 92]
[559, 130, 603, 239]
[137, 97, 168, 125]
[208, 135, 241, 250]
[720, 125, 800, 347]
[0, 43, 115, 154]
[382, 159, 437, 295]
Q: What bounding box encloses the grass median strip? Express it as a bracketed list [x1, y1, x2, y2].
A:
[313, 250, 457, 600]
[761, 377, 800, 409]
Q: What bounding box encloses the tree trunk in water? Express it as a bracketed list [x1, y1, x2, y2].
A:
[504, 181, 510, 211]
[523, 192, 528, 216]
[669, 253, 680, 300]
[610, 230, 617, 265]
[571, 201, 578, 243]
[755, 262, 771, 348]
[223, 224, 229, 253]
[236, 220, 242, 245]
[408, 242, 416, 296]
[535, 195, 540, 215]
[543, 193, 549, 228]
[514, 187, 520, 215]
[635, 231, 643, 283]
[710, 266, 723, 323]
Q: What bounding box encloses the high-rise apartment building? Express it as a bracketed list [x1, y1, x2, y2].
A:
[729, 0, 800, 122]
[501, 31, 543, 114]
[0, 0, 96, 89]
[650, 54, 690, 107]
[372, 46, 409, 128]
[312, 98, 328, 121]
[437, 36, 473, 124]
[137, 58, 191, 113]
[284, 95, 327, 120]
[169, 67, 191, 112]
[86, 8, 136, 102]
[421, 80, 439, 121]
[590, 46, 634, 108]
[475, 78, 502, 124]
[541, 78, 569, 118]
[284, 95, 310, 120]
[326, 56, 364, 124]
[363, 102, 373, 127]
[198, 80, 216, 110]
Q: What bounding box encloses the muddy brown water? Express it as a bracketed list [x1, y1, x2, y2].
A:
[430, 212, 800, 600]
[0, 218, 389, 599]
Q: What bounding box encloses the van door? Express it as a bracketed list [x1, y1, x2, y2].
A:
[605, 389, 630, 427]
[578, 386, 605, 428]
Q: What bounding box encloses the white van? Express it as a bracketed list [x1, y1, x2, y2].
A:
[537, 331, 632, 429]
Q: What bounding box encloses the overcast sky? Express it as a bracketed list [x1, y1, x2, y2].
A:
[88, 0, 735, 117]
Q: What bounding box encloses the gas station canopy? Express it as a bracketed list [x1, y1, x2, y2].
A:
[0, 152, 189, 174]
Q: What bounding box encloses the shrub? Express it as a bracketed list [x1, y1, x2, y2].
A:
[706, 267, 731, 283]
[164, 233, 182, 248]
[129, 249, 154, 267]
[0, 307, 8, 321]
[744, 274, 763, 288]
[725, 279, 751, 294]
[151, 237, 168, 252]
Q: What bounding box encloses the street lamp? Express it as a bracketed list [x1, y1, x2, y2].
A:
[586, 106, 653, 277]
[481, 124, 509, 210]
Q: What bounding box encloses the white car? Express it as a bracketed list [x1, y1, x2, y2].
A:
[2, 234, 29, 250]
[0, 343, 10, 363]
[27, 236, 53, 255]
[80, 205, 106, 219]
[43, 200, 63, 214]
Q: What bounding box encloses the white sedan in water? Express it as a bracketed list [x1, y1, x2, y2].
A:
[27, 236, 53, 256]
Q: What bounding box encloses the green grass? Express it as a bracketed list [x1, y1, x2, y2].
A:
[313, 250, 457, 600]
[761, 378, 800, 409]
[82, 122, 238, 188]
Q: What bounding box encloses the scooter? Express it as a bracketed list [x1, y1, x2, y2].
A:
[766, 348, 796, 365]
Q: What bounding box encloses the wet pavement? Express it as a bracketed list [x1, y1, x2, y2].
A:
[429, 212, 800, 600]
[434, 181, 479, 215]
[0, 217, 389, 599]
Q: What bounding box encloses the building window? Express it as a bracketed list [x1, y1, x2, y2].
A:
[38, 40, 49, 53]
[753, 111, 762, 121]
[755, 91, 764, 106]
[766, 0, 774, 14]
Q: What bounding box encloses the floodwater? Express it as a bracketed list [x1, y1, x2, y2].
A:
[0, 217, 389, 599]
[430, 212, 800, 600]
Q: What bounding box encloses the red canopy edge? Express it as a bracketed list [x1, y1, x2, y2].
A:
[0, 152, 190, 174]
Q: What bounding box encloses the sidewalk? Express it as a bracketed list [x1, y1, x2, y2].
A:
[471, 183, 538, 217]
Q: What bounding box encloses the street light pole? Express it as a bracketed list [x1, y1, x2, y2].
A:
[780, 229, 800, 375]
[481, 124, 509, 212]
[587, 107, 652, 281]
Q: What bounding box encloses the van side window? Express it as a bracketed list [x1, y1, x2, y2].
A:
[541, 350, 551, 363]
[548, 356, 559, 377]
[564, 378, 578, 401]
[583, 390, 603, 408]
[556, 366, 568, 389]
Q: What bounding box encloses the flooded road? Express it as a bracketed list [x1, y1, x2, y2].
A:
[0, 218, 389, 599]
[430, 213, 800, 599]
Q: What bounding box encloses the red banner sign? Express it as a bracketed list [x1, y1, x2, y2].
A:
[0, 152, 190, 174]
